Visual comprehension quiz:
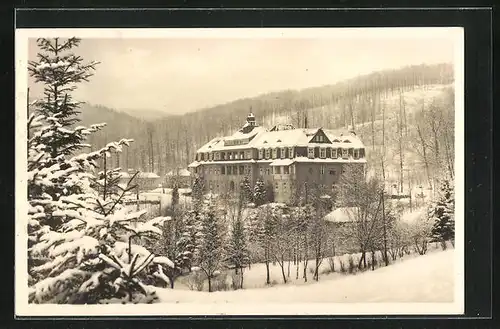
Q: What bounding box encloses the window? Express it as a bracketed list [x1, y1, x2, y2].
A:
[275, 182, 279, 190]
[342, 148, 348, 158]
[288, 147, 294, 158]
[283, 182, 287, 189]
[331, 148, 338, 159]
[290, 165, 295, 174]
[284, 166, 290, 174]
[239, 166, 244, 175]
[209, 181, 213, 190]
[265, 148, 271, 159]
[259, 167, 263, 176]
[266, 168, 271, 175]
[275, 166, 281, 174]
[329, 169, 336, 175]
[308, 147, 315, 158]
[227, 166, 232, 175]
[272, 148, 278, 159]
[318, 135, 324, 142]
[360, 148, 365, 158]
[240, 152, 245, 159]
[320, 165, 325, 175]
[201, 153, 205, 161]
[281, 147, 286, 159]
[354, 149, 359, 159]
[209, 153, 213, 161]
[233, 166, 238, 175]
[320, 147, 326, 159]
[246, 150, 251, 159]
[308, 167, 313, 174]
[221, 152, 226, 160]
[259, 149, 264, 159]
[221, 166, 226, 175]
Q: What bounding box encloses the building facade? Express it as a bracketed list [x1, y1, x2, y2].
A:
[188, 113, 367, 203]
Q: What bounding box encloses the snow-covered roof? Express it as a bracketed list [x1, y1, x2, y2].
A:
[188, 161, 201, 168]
[166, 168, 191, 177]
[324, 207, 359, 223]
[197, 127, 365, 154]
[225, 126, 266, 141]
[120, 172, 160, 179]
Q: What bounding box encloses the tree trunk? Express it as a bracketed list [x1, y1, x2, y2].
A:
[371, 250, 375, 271]
[280, 258, 287, 284]
[240, 267, 244, 289]
[417, 124, 433, 189]
[208, 276, 212, 292]
[265, 259, 270, 285]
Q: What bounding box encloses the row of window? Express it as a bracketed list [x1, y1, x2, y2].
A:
[197, 165, 252, 176]
[197, 150, 253, 162]
[197, 147, 364, 162]
[197, 164, 339, 177]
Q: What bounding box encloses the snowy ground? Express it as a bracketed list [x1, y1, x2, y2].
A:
[156, 248, 454, 303]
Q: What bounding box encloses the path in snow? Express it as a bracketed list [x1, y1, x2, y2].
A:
[156, 249, 454, 303]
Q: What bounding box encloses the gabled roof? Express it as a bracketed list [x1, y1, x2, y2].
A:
[195, 122, 365, 153]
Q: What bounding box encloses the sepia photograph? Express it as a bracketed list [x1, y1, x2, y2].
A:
[15, 27, 464, 316]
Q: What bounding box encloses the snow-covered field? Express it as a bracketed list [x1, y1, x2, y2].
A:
[156, 248, 454, 303]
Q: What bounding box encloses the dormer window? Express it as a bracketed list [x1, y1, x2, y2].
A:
[288, 147, 294, 158]
[319, 147, 326, 159]
[277, 139, 282, 143]
[265, 148, 271, 159]
[272, 148, 278, 159]
[308, 147, 315, 159]
[331, 148, 338, 159]
[259, 149, 264, 159]
[281, 147, 286, 159]
[342, 148, 348, 159]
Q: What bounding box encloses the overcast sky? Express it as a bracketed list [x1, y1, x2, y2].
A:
[28, 35, 456, 114]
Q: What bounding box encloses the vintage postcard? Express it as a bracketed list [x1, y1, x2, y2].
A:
[15, 27, 464, 316]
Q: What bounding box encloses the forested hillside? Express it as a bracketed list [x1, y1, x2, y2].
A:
[47, 62, 454, 191]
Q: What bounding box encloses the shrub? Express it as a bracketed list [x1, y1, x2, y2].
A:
[339, 260, 347, 273]
[347, 256, 356, 274]
[212, 272, 230, 291]
[185, 271, 205, 291]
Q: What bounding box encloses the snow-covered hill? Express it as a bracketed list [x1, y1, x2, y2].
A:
[155, 249, 454, 303]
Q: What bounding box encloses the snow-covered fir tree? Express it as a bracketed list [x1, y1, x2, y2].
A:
[429, 179, 455, 248]
[27, 38, 173, 304]
[191, 176, 205, 211]
[197, 201, 225, 292]
[224, 213, 250, 288]
[240, 176, 253, 205]
[253, 178, 267, 206]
